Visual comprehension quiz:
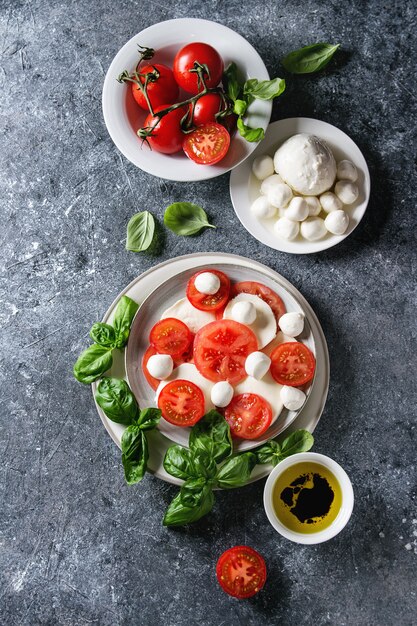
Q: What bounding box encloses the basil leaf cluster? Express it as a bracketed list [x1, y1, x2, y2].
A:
[282, 43, 340, 74]
[73, 295, 139, 384]
[256, 430, 314, 466]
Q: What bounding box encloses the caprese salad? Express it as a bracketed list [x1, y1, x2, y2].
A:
[140, 269, 316, 440]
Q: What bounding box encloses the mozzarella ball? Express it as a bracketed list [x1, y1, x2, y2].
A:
[211, 381, 234, 408]
[232, 300, 257, 325]
[304, 196, 322, 216]
[147, 354, 174, 380]
[278, 312, 305, 337]
[320, 191, 343, 213]
[252, 155, 274, 180]
[267, 183, 293, 209]
[325, 210, 349, 235]
[250, 196, 277, 219]
[285, 197, 309, 221]
[274, 217, 299, 241]
[337, 160, 358, 182]
[300, 217, 327, 241]
[194, 271, 220, 295]
[334, 180, 359, 205]
[245, 351, 271, 380]
[260, 174, 284, 195]
[280, 386, 306, 411]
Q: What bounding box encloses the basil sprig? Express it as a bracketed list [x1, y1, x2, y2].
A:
[73, 295, 139, 384]
[126, 211, 155, 253]
[282, 43, 340, 74]
[256, 429, 314, 466]
[164, 202, 215, 236]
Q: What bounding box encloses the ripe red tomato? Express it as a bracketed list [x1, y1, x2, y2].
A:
[270, 342, 316, 387]
[232, 282, 286, 323]
[149, 318, 192, 358]
[131, 64, 179, 111]
[141, 105, 185, 154]
[220, 112, 238, 136]
[193, 320, 257, 385]
[189, 93, 225, 126]
[186, 270, 230, 312]
[173, 42, 224, 94]
[158, 379, 205, 426]
[183, 123, 230, 165]
[216, 546, 267, 599]
[224, 393, 272, 439]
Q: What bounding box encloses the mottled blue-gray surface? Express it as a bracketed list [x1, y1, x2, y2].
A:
[1, 0, 416, 624]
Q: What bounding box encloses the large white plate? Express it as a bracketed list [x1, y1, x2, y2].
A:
[91, 253, 330, 485]
[102, 18, 272, 182]
[230, 118, 371, 253]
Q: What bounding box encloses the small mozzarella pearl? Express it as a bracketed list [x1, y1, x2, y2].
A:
[252, 155, 274, 180]
[300, 217, 327, 241]
[260, 174, 284, 196]
[274, 217, 299, 241]
[245, 351, 271, 380]
[337, 160, 358, 182]
[147, 354, 173, 380]
[320, 191, 343, 213]
[267, 183, 293, 209]
[232, 301, 257, 325]
[194, 272, 220, 295]
[250, 196, 277, 219]
[334, 180, 359, 204]
[304, 196, 322, 216]
[280, 386, 306, 411]
[325, 210, 349, 235]
[278, 312, 305, 337]
[211, 381, 234, 408]
[285, 197, 309, 221]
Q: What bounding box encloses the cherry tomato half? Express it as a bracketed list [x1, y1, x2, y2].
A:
[186, 270, 230, 312]
[216, 546, 267, 599]
[149, 318, 192, 358]
[132, 64, 179, 111]
[232, 281, 286, 323]
[173, 42, 224, 94]
[183, 123, 230, 165]
[141, 105, 185, 154]
[270, 342, 316, 387]
[158, 379, 205, 427]
[224, 393, 272, 440]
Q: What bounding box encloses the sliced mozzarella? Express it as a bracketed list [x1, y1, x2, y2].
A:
[263, 331, 297, 357]
[234, 371, 283, 422]
[160, 297, 216, 334]
[223, 293, 277, 349]
[156, 363, 214, 413]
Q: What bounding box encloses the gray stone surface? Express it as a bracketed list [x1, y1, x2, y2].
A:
[1, 0, 416, 624]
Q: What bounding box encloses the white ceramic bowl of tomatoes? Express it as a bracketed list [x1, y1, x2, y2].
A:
[102, 18, 272, 181]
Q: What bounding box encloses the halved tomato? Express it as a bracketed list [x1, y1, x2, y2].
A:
[149, 318, 192, 358]
[270, 342, 316, 387]
[186, 270, 230, 312]
[193, 320, 257, 385]
[142, 345, 159, 391]
[216, 546, 267, 599]
[224, 393, 272, 439]
[232, 281, 286, 323]
[158, 379, 205, 427]
[183, 123, 230, 165]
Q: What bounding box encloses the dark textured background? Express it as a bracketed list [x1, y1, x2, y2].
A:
[1, 1, 416, 624]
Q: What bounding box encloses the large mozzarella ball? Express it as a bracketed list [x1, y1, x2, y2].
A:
[337, 160, 358, 182]
[194, 271, 220, 295]
[278, 312, 304, 337]
[300, 217, 327, 241]
[252, 154, 274, 180]
[273, 133, 336, 195]
[267, 183, 293, 209]
[211, 381, 234, 407]
[285, 197, 309, 221]
[250, 196, 277, 219]
[245, 351, 271, 380]
[280, 386, 306, 411]
[232, 300, 257, 325]
[320, 191, 343, 213]
[260, 174, 284, 195]
[274, 217, 299, 241]
[147, 354, 174, 380]
[334, 180, 359, 204]
[325, 210, 349, 235]
[304, 196, 322, 216]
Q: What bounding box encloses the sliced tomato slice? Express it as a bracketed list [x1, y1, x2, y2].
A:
[216, 546, 267, 599]
[149, 318, 192, 358]
[158, 379, 205, 427]
[183, 123, 230, 165]
[270, 342, 316, 387]
[186, 270, 230, 312]
[232, 281, 286, 323]
[193, 320, 257, 385]
[141, 346, 160, 391]
[224, 393, 272, 440]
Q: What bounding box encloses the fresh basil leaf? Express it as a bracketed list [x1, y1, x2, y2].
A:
[189, 410, 232, 464]
[112, 295, 139, 348]
[89, 323, 116, 348]
[164, 445, 197, 480]
[222, 62, 241, 102]
[256, 440, 281, 465]
[233, 99, 248, 116]
[279, 429, 314, 458]
[282, 43, 340, 74]
[121, 425, 148, 485]
[163, 479, 215, 526]
[192, 449, 217, 479]
[243, 77, 286, 100]
[126, 211, 155, 252]
[137, 407, 161, 431]
[164, 202, 215, 236]
[95, 377, 139, 425]
[236, 119, 265, 143]
[73, 344, 113, 384]
[216, 452, 257, 489]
